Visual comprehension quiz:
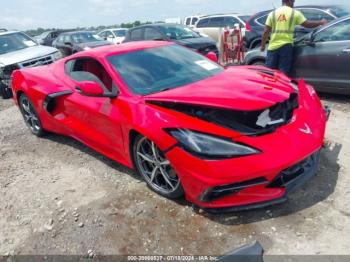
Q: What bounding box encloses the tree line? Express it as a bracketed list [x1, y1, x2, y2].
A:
[25, 20, 164, 36]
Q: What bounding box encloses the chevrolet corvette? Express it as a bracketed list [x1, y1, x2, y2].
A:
[11, 41, 328, 212]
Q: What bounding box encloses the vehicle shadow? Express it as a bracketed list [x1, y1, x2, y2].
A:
[43, 133, 142, 182]
[200, 142, 342, 225]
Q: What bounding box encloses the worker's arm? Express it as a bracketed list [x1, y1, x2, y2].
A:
[260, 25, 271, 52]
[302, 19, 328, 28]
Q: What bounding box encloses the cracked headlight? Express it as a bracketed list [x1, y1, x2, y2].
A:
[52, 51, 62, 61]
[167, 129, 260, 159]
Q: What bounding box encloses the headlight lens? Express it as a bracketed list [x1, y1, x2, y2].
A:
[167, 129, 260, 159]
[52, 51, 62, 61]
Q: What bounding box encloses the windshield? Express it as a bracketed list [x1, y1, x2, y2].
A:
[159, 25, 200, 40]
[71, 32, 102, 43]
[108, 45, 223, 95]
[37, 31, 50, 39]
[0, 32, 37, 55]
[113, 29, 127, 37]
[238, 15, 251, 22]
[329, 6, 350, 17]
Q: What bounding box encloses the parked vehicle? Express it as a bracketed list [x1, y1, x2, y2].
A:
[244, 16, 350, 95]
[11, 41, 327, 211]
[194, 14, 250, 42]
[244, 5, 350, 50]
[184, 15, 205, 28]
[35, 30, 73, 46]
[123, 23, 219, 57]
[0, 30, 61, 99]
[52, 31, 112, 57]
[98, 28, 128, 44]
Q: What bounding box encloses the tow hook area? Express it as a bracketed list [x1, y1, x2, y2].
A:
[324, 105, 331, 121]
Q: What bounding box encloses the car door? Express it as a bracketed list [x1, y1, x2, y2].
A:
[57, 35, 73, 57]
[293, 18, 350, 92]
[62, 57, 125, 159]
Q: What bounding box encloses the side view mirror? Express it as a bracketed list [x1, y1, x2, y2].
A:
[75, 81, 104, 96]
[75, 81, 117, 98]
[206, 52, 218, 63]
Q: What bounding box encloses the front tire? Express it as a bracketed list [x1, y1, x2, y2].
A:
[132, 135, 184, 199]
[18, 94, 45, 137]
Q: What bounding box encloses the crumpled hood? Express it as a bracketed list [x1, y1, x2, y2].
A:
[0, 45, 58, 66]
[146, 66, 296, 111]
[76, 41, 112, 49]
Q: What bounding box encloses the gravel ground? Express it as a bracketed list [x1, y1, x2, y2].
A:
[0, 94, 350, 257]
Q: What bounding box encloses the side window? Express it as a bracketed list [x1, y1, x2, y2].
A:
[208, 17, 225, 27]
[99, 31, 107, 38]
[185, 18, 191, 26]
[256, 15, 268, 25]
[144, 28, 163, 40]
[300, 9, 334, 21]
[106, 31, 114, 38]
[56, 35, 64, 43]
[192, 17, 199, 25]
[224, 17, 241, 28]
[51, 32, 59, 39]
[314, 19, 350, 42]
[63, 35, 71, 44]
[130, 28, 143, 41]
[196, 18, 210, 28]
[65, 58, 116, 92]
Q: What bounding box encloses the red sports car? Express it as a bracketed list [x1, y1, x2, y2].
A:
[11, 41, 328, 212]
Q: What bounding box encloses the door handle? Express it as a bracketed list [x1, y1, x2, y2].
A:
[342, 48, 350, 54]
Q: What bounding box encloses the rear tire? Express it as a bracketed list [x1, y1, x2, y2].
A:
[132, 135, 184, 199]
[18, 93, 45, 137]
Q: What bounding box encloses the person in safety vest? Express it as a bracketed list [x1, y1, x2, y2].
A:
[261, 0, 328, 75]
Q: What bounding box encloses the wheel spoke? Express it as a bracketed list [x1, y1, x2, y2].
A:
[150, 166, 158, 182]
[160, 160, 170, 166]
[24, 114, 31, 122]
[151, 142, 160, 161]
[159, 167, 175, 190]
[137, 152, 155, 164]
[22, 102, 31, 114]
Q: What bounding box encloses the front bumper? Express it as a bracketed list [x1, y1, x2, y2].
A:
[204, 150, 320, 213]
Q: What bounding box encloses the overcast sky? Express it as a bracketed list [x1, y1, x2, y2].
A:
[1, 0, 349, 30]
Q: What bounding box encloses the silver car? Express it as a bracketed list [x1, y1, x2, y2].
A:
[244, 15, 350, 94]
[0, 30, 61, 99]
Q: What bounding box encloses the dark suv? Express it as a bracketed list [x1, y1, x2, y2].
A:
[244, 5, 350, 50]
[35, 30, 73, 46]
[123, 24, 219, 57]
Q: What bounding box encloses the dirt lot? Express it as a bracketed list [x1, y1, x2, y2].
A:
[0, 94, 350, 257]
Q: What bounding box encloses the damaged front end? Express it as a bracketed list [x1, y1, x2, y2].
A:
[147, 92, 299, 136]
[0, 64, 18, 99]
